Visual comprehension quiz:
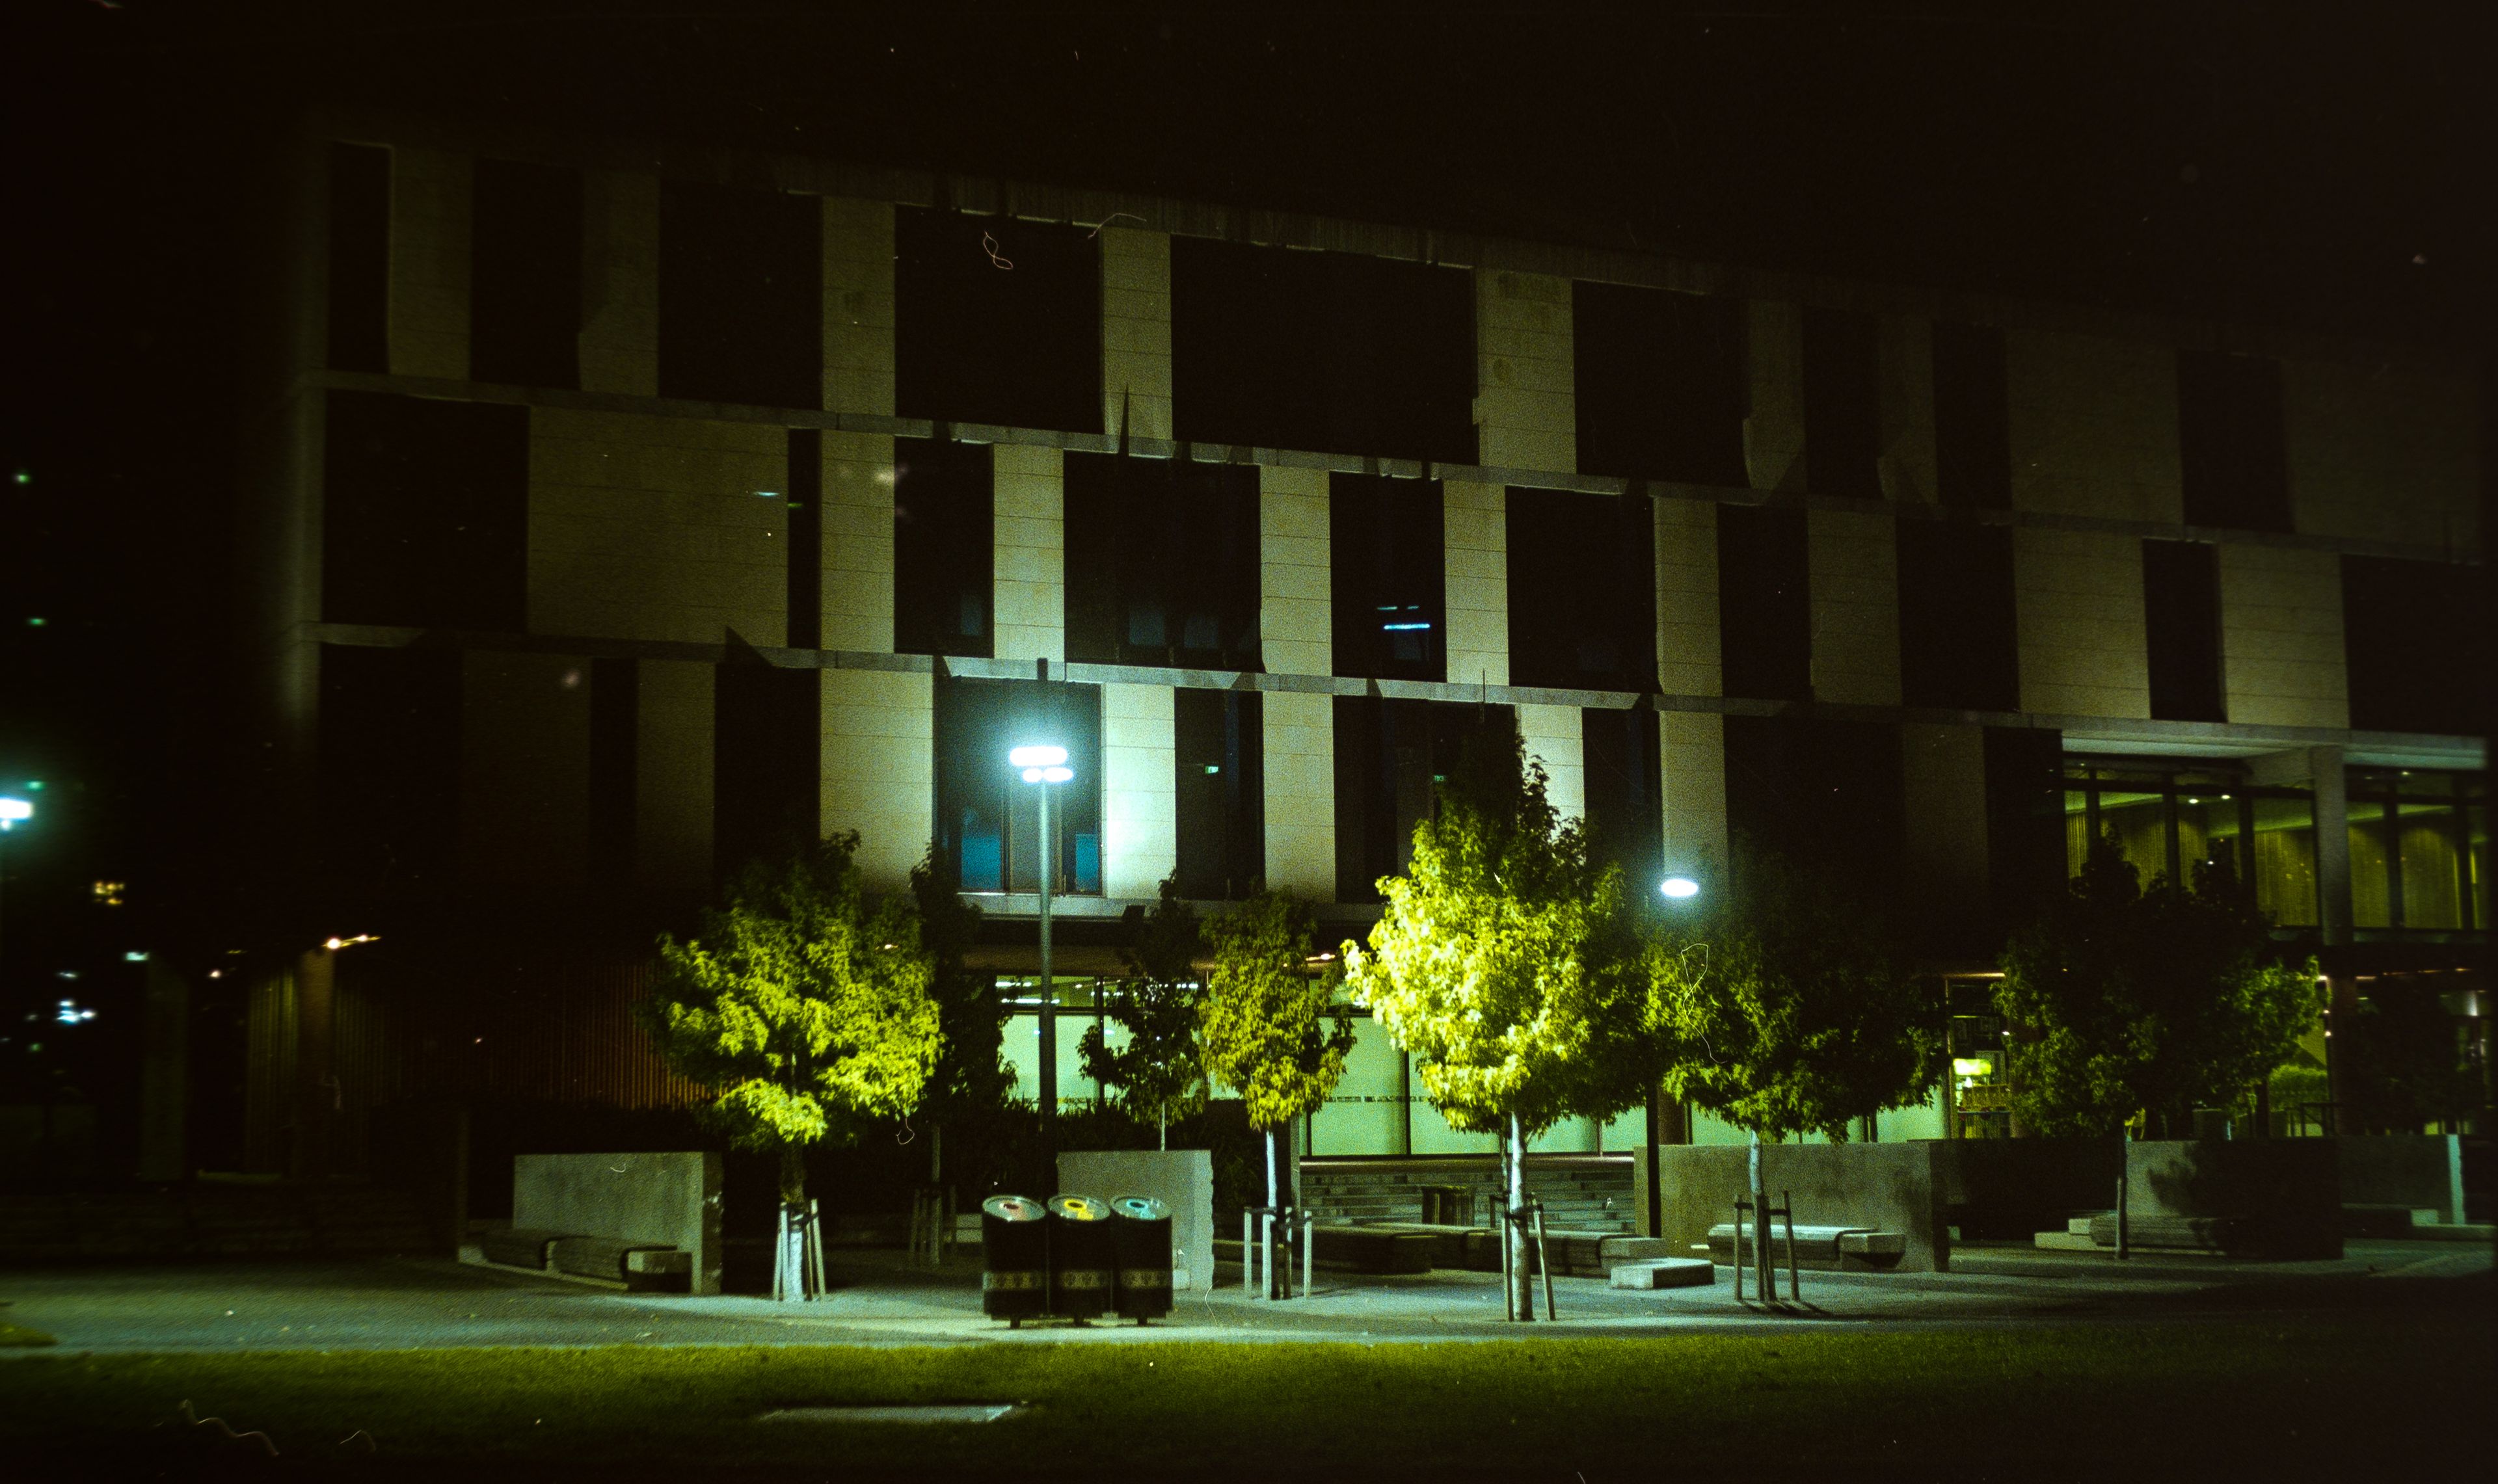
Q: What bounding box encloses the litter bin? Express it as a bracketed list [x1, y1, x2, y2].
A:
[1045, 1193, 1115, 1322]
[1110, 1194, 1174, 1323]
[980, 1194, 1049, 1326]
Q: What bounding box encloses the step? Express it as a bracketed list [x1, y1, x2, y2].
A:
[1610, 1258, 1714, 1290]
[2034, 1230, 2098, 1251]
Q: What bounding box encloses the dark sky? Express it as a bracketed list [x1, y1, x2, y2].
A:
[0, 1, 2484, 915]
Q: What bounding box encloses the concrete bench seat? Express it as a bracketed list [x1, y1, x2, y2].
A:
[1610, 1257, 1715, 1290]
[2084, 1213, 2256, 1254]
[478, 1228, 574, 1269]
[550, 1234, 691, 1292]
[2341, 1204, 2441, 1238]
[1705, 1223, 1909, 1271]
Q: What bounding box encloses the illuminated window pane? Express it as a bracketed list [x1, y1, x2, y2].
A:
[2348, 800, 2394, 929]
[2397, 802, 2465, 930]
[2251, 796, 2319, 927]
[2097, 791, 2167, 887]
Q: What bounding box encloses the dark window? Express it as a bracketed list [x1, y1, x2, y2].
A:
[322, 391, 528, 629]
[1172, 239, 1473, 464]
[1895, 520, 2020, 712]
[1932, 323, 2009, 509]
[326, 142, 390, 373]
[712, 661, 817, 882]
[1802, 308, 1881, 499]
[587, 657, 638, 884]
[2343, 556, 2488, 735]
[933, 677, 1103, 894]
[893, 438, 993, 659]
[1716, 503, 1811, 702]
[1571, 283, 1747, 486]
[317, 643, 461, 889]
[1507, 488, 1656, 692]
[785, 429, 821, 650]
[1331, 473, 1445, 682]
[1582, 708, 1661, 887]
[2142, 539, 2224, 722]
[895, 209, 1100, 433]
[1064, 453, 1261, 670]
[1333, 698, 1512, 902]
[469, 157, 582, 389]
[1174, 689, 1264, 899]
[1724, 714, 1904, 891]
[1982, 724, 2065, 931]
[658, 181, 820, 409]
[2178, 351, 2290, 532]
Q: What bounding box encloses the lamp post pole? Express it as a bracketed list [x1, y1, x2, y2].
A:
[0, 797, 32, 1008]
[1037, 773, 1054, 1147]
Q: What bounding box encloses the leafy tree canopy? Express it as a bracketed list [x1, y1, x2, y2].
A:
[1650, 836, 1941, 1142]
[1996, 832, 2313, 1137]
[1200, 887, 1352, 1130]
[647, 834, 942, 1193]
[911, 849, 1009, 1124]
[1345, 722, 1659, 1137]
[1081, 876, 1211, 1136]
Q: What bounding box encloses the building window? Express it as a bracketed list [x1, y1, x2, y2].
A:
[712, 663, 817, 882]
[657, 181, 820, 410]
[896, 209, 1100, 434]
[2142, 538, 2224, 722]
[322, 391, 528, 630]
[1506, 488, 1656, 693]
[1334, 698, 1512, 903]
[2341, 555, 2487, 737]
[2347, 770, 2487, 933]
[2177, 351, 2290, 533]
[469, 156, 582, 390]
[327, 142, 391, 374]
[1725, 715, 1903, 888]
[934, 677, 1102, 895]
[1174, 689, 1263, 900]
[1064, 453, 1261, 670]
[893, 438, 994, 659]
[1931, 323, 2009, 509]
[1895, 519, 2019, 713]
[1717, 504, 1811, 702]
[1802, 308, 1881, 499]
[1172, 239, 1473, 464]
[317, 643, 461, 890]
[1581, 708, 1661, 887]
[2060, 759, 2320, 927]
[1571, 284, 1747, 488]
[1330, 473, 1444, 683]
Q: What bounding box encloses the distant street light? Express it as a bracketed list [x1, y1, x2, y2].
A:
[1659, 876, 1700, 899]
[0, 795, 29, 1006]
[1010, 746, 1073, 1146]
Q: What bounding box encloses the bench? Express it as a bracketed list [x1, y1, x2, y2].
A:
[1609, 1257, 1715, 1290]
[550, 1235, 692, 1292]
[1704, 1223, 1909, 1271]
[477, 1227, 571, 1269]
[2083, 1213, 2256, 1254]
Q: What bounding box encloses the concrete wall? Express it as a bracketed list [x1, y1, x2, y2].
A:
[1743, 300, 1805, 491]
[1475, 269, 1575, 473]
[1516, 704, 1584, 827]
[1876, 314, 1937, 505]
[1444, 479, 1508, 687]
[513, 1151, 724, 1295]
[2337, 1133, 2465, 1225]
[2014, 526, 2151, 718]
[528, 408, 787, 645]
[2218, 544, 2347, 729]
[2127, 1137, 2343, 1259]
[1262, 690, 1334, 898]
[1940, 1135, 2122, 1240]
[819, 430, 896, 652]
[1259, 465, 1330, 676]
[992, 444, 1064, 664]
[1102, 681, 1177, 898]
[1654, 498, 1720, 697]
[821, 196, 895, 417]
[386, 144, 470, 380]
[459, 650, 591, 888]
[635, 659, 714, 891]
[820, 667, 933, 892]
[2006, 328, 2182, 524]
[1058, 1148, 1215, 1291]
[1656, 1141, 1950, 1271]
[1660, 710, 1728, 887]
[1806, 507, 1901, 705]
[2285, 358, 2480, 553]
[1100, 227, 1174, 441]
[578, 168, 659, 397]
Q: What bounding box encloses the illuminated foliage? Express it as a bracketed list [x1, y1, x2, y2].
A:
[1079, 877, 1211, 1145]
[1200, 886, 1352, 1132]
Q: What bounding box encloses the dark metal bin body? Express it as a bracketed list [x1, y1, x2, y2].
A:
[1110, 1195, 1174, 1321]
[1045, 1193, 1115, 1321]
[980, 1194, 1049, 1323]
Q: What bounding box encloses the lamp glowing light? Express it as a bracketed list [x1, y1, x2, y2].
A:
[1008, 745, 1068, 769]
[1659, 876, 1700, 899]
[0, 797, 31, 830]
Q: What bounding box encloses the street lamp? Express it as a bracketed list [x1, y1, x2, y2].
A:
[1010, 745, 1073, 1146]
[1658, 875, 1700, 899]
[0, 796, 29, 1007]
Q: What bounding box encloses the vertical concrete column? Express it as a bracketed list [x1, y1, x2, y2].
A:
[458, 652, 593, 888]
[2014, 528, 2151, 718]
[1516, 704, 1585, 826]
[820, 431, 896, 652]
[821, 669, 934, 892]
[1900, 722, 1990, 942]
[1260, 466, 1331, 676]
[579, 169, 659, 397]
[1655, 497, 1721, 697]
[2220, 545, 2349, 729]
[993, 444, 1064, 664]
[1806, 509, 1901, 705]
[822, 197, 896, 416]
[1100, 228, 1174, 440]
[2305, 745, 2354, 948]
[1659, 711, 1728, 887]
[1263, 691, 1336, 899]
[1877, 315, 1937, 504]
[636, 659, 716, 892]
[1443, 480, 1509, 689]
[1474, 269, 1576, 473]
[387, 144, 471, 380]
[1743, 300, 1805, 491]
[1103, 682, 1178, 897]
[289, 947, 335, 1180]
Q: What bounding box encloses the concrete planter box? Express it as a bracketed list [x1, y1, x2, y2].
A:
[2122, 1138, 2341, 1259]
[2336, 1135, 2465, 1226]
[1656, 1141, 1950, 1272]
[1057, 1149, 1216, 1292]
[512, 1151, 724, 1295]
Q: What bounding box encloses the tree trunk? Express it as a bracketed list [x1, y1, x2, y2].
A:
[1749, 1130, 1771, 1303]
[1263, 1126, 1278, 1300]
[780, 1145, 807, 1207]
[1508, 1114, 1531, 1322]
[1159, 1107, 1167, 1152]
[778, 1145, 811, 1303]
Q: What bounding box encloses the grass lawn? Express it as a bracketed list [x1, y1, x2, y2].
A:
[2, 1319, 2485, 1481]
[0, 1322, 55, 1347]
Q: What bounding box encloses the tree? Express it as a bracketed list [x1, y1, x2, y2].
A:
[1343, 722, 1659, 1318]
[1648, 836, 1942, 1295]
[1199, 885, 1352, 1291]
[646, 834, 942, 1249]
[911, 849, 1007, 1187]
[1996, 832, 2312, 1139]
[1079, 875, 1209, 1148]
